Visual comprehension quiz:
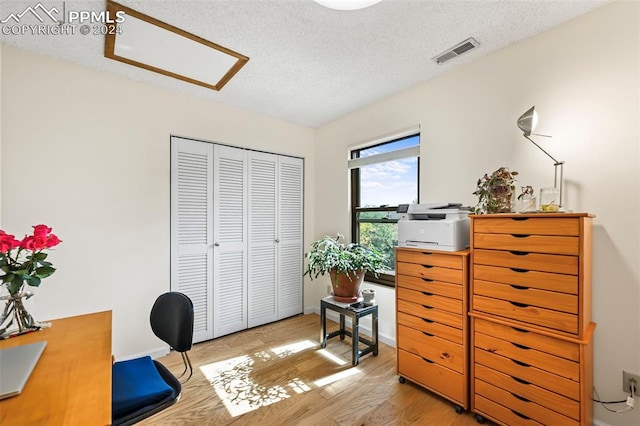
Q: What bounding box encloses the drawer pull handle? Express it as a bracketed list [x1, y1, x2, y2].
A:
[421, 252, 433, 255]
[511, 410, 532, 420]
[422, 304, 434, 310]
[422, 357, 435, 364]
[422, 318, 434, 323]
[422, 331, 434, 337]
[421, 278, 434, 282]
[509, 250, 530, 256]
[512, 342, 531, 350]
[422, 264, 434, 269]
[512, 376, 531, 385]
[511, 217, 529, 222]
[511, 326, 530, 333]
[510, 267, 529, 273]
[421, 291, 434, 296]
[512, 393, 531, 403]
[511, 233, 531, 238]
[512, 359, 531, 367]
[510, 285, 529, 290]
[510, 301, 529, 308]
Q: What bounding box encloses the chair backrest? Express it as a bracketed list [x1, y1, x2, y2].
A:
[150, 292, 194, 353]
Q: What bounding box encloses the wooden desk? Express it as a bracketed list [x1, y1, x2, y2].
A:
[0, 311, 112, 425]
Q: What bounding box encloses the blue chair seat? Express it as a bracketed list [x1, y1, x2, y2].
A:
[112, 356, 177, 421]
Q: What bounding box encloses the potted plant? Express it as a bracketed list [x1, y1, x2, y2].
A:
[304, 234, 385, 303]
[472, 167, 518, 214]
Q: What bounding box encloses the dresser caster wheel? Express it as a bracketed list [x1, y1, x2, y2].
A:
[475, 414, 485, 424]
[454, 405, 464, 414]
[398, 376, 406, 384]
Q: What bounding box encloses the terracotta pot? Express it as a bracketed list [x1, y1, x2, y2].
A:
[329, 269, 365, 303]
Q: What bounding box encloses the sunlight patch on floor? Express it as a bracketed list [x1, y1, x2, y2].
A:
[270, 339, 317, 357]
[199, 339, 359, 417]
[317, 348, 348, 366]
[313, 367, 361, 387]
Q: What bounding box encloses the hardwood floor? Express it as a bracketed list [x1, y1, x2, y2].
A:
[142, 314, 485, 425]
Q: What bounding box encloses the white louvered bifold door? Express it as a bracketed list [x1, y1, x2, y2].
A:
[212, 145, 248, 338]
[277, 156, 304, 319]
[170, 137, 214, 343]
[247, 151, 278, 327]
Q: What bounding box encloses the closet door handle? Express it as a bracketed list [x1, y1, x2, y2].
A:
[214, 242, 220, 247]
[275, 239, 280, 243]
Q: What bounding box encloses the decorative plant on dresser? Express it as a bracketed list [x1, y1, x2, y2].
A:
[468, 213, 595, 425]
[395, 246, 470, 414]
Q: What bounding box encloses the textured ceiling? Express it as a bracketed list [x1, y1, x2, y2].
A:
[0, 0, 609, 127]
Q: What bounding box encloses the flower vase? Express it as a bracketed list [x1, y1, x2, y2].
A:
[0, 290, 38, 338]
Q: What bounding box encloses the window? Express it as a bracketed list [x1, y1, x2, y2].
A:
[350, 131, 419, 287]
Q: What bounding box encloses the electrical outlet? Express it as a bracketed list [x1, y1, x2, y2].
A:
[623, 370, 639, 394]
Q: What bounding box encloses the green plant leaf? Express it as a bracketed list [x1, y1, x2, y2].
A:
[27, 275, 41, 287]
[35, 266, 56, 278]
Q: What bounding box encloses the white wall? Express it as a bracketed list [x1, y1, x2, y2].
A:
[0, 45, 315, 360]
[313, 2, 639, 425]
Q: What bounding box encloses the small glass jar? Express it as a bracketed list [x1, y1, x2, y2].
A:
[519, 195, 537, 213]
[540, 187, 560, 212]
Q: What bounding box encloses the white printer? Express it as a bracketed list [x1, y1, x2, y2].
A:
[397, 203, 470, 252]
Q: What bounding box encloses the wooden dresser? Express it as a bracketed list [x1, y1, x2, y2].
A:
[469, 213, 595, 425]
[396, 246, 470, 413]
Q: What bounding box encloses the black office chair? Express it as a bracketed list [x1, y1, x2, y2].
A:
[112, 292, 194, 426]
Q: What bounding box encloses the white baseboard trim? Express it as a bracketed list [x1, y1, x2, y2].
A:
[116, 346, 169, 362]
[593, 419, 610, 426]
[304, 307, 396, 348]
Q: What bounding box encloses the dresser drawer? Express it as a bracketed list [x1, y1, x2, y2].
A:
[397, 262, 463, 284]
[475, 394, 543, 426]
[474, 348, 580, 400]
[474, 233, 579, 255]
[397, 300, 462, 329]
[475, 318, 580, 362]
[473, 249, 578, 275]
[398, 287, 462, 314]
[474, 265, 578, 294]
[397, 311, 463, 344]
[473, 295, 578, 334]
[474, 280, 578, 314]
[475, 364, 580, 421]
[397, 249, 463, 269]
[397, 274, 463, 299]
[398, 349, 464, 404]
[473, 217, 580, 236]
[398, 325, 464, 373]
[476, 379, 579, 426]
[475, 333, 579, 381]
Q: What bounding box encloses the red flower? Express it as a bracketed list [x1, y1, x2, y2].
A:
[20, 235, 37, 251]
[32, 225, 53, 237]
[46, 234, 61, 248]
[0, 231, 21, 254]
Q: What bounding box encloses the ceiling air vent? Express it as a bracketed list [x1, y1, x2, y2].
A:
[432, 37, 479, 64]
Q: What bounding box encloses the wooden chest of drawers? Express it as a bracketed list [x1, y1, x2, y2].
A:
[395, 247, 470, 412]
[469, 213, 595, 426]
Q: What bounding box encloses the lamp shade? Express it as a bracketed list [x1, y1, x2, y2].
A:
[312, 0, 383, 11]
[517, 106, 538, 136]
